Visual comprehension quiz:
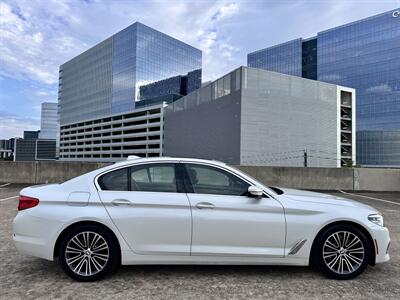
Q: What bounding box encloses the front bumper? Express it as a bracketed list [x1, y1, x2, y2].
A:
[371, 225, 390, 264]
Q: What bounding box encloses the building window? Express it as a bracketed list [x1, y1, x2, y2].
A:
[223, 74, 231, 96]
[234, 69, 241, 91]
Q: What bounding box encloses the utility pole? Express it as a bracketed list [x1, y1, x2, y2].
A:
[303, 149, 308, 167]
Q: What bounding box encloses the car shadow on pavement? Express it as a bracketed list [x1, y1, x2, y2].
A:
[114, 264, 320, 280]
[8, 256, 387, 284]
[11, 257, 319, 281]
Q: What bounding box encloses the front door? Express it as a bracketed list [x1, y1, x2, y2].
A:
[183, 163, 286, 257]
[97, 163, 192, 255]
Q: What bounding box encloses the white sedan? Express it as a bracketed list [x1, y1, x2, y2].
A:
[13, 157, 390, 281]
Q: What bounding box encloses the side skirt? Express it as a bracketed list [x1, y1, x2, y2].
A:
[121, 251, 309, 266]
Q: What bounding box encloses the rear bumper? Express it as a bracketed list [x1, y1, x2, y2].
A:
[13, 211, 62, 261]
[371, 225, 390, 264]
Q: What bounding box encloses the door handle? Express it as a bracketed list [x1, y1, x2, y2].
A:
[195, 202, 215, 209]
[111, 199, 132, 206]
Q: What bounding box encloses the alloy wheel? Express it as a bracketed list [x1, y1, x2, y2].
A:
[322, 231, 365, 275]
[65, 231, 110, 276]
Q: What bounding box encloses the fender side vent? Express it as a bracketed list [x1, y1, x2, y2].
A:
[288, 239, 307, 255]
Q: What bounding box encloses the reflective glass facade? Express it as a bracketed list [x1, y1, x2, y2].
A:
[247, 39, 302, 77]
[318, 10, 400, 166]
[248, 8, 400, 166]
[134, 23, 202, 102]
[302, 38, 317, 80]
[39, 102, 59, 140]
[59, 38, 113, 125]
[112, 25, 138, 113]
[59, 22, 202, 124]
[139, 75, 185, 101]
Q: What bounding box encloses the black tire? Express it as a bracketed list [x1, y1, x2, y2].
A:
[59, 224, 119, 281]
[312, 224, 371, 280]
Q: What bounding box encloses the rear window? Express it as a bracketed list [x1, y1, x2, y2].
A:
[98, 163, 177, 193]
[98, 168, 128, 191]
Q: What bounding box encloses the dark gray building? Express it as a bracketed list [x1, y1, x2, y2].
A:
[164, 67, 355, 167]
[0, 139, 11, 150]
[0, 149, 12, 160]
[23, 130, 40, 140]
[59, 22, 202, 125]
[14, 139, 56, 161]
[0, 139, 13, 160]
[248, 8, 400, 166]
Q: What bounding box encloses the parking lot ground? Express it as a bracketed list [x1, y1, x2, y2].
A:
[1, 184, 399, 299]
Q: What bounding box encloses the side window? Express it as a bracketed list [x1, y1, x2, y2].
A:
[98, 168, 128, 191]
[130, 164, 177, 193]
[185, 164, 250, 196]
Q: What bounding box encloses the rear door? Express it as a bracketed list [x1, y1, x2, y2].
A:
[97, 163, 192, 255]
[183, 163, 286, 257]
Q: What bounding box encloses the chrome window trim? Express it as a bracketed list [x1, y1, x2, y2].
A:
[94, 160, 178, 192]
[94, 159, 276, 199]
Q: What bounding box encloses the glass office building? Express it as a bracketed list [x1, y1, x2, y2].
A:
[248, 8, 400, 166]
[59, 22, 202, 125]
[39, 102, 59, 140]
[248, 39, 302, 77]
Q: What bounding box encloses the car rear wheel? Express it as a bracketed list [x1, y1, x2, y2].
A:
[59, 224, 119, 281]
[313, 224, 371, 280]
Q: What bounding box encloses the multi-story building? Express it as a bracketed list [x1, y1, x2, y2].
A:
[39, 102, 59, 140]
[14, 139, 57, 161]
[23, 130, 40, 140]
[0, 139, 11, 150]
[0, 139, 13, 160]
[163, 67, 355, 167]
[12, 128, 57, 161]
[0, 149, 12, 160]
[58, 22, 202, 125]
[248, 8, 400, 166]
[59, 104, 164, 162]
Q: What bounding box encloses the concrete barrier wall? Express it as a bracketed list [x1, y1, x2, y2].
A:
[236, 166, 355, 190]
[1, 161, 399, 191]
[0, 161, 37, 184]
[354, 168, 400, 192]
[0, 161, 108, 184]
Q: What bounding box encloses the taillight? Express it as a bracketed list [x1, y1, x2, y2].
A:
[18, 195, 39, 211]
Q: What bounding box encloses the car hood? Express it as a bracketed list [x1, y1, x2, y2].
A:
[278, 187, 377, 211]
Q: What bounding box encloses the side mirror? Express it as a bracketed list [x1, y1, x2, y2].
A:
[248, 185, 263, 198]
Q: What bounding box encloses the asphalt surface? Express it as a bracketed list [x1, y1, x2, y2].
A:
[0, 183, 399, 299]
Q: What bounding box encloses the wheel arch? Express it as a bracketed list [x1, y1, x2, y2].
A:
[310, 220, 376, 266]
[53, 220, 121, 263]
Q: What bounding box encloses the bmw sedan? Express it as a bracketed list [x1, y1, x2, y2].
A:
[13, 157, 390, 281]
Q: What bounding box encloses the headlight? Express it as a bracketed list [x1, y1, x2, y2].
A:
[368, 214, 384, 227]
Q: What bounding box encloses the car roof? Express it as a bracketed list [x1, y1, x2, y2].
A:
[111, 156, 228, 168]
[89, 157, 229, 178]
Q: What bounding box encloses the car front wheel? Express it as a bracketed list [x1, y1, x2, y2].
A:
[59, 224, 119, 281]
[313, 224, 371, 280]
